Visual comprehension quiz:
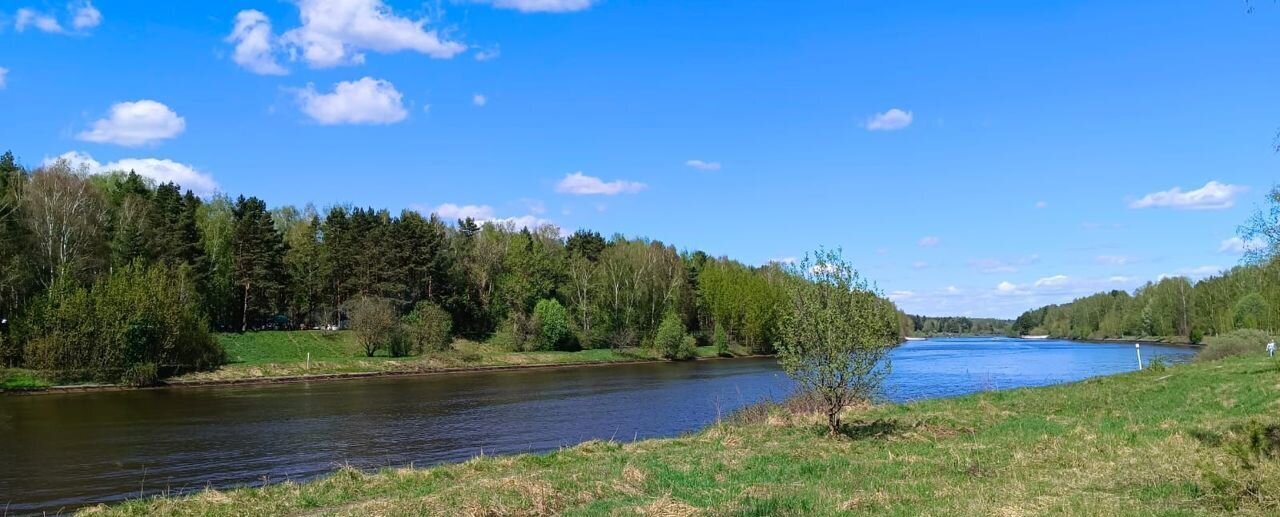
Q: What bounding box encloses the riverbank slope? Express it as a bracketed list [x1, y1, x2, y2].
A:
[1, 330, 747, 393]
[88, 354, 1280, 516]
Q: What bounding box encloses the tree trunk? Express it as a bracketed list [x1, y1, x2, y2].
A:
[241, 281, 251, 332]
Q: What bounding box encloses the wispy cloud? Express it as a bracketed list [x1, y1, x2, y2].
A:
[555, 172, 646, 196]
[1219, 236, 1266, 255]
[1129, 181, 1247, 210]
[970, 255, 1040, 274]
[685, 159, 721, 171]
[474, 0, 597, 13]
[918, 236, 940, 247]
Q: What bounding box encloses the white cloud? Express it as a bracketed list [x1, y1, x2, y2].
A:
[918, 236, 940, 247]
[474, 46, 500, 61]
[429, 203, 556, 232]
[945, 285, 961, 294]
[70, 1, 101, 30]
[15, 8, 63, 33]
[472, 93, 487, 107]
[281, 0, 466, 68]
[432, 203, 495, 220]
[44, 151, 218, 196]
[1108, 276, 1133, 283]
[477, 0, 597, 13]
[0, 67, 7, 89]
[1033, 275, 1069, 288]
[996, 281, 1018, 293]
[1219, 236, 1266, 255]
[227, 10, 287, 75]
[1034, 200, 1048, 209]
[77, 100, 186, 147]
[685, 159, 721, 171]
[296, 77, 408, 125]
[1095, 255, 1135, 266]
[888, 290, 915, 301]
[555, 172, 647, 196]
[1129, 181, 1247, 210]
[865, 108, 913, 131]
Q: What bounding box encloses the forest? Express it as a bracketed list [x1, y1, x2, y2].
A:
[0, 152, 829, 383]
[1013, 187, 1280, 342]
[900, 315, 1013, 337]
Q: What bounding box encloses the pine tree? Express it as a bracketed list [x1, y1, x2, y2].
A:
[231, 196, 288, 331]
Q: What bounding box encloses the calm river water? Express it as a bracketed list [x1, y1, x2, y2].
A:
[0, 337, 1194, 513]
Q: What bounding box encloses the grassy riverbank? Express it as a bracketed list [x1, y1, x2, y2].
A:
[87, 354, 1280, 515]
[1, 330, 740, 390]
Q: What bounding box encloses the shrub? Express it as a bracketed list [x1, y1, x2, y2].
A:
[1233, 293, 1271, 331]
[120, 362, 159, 387]
[654, 312, 693, 360]
[713, 324, 731, 357]
[1198, 329, 1273, 362]
[348, 296, 399, 357]
[494, 312, 538, 352]
[19, 263, 222, 384]
[533, 299, 571, 351]
[405, 301, 452, 353]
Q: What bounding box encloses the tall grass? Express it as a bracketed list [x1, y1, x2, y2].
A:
[1198, 329, 1273, 362]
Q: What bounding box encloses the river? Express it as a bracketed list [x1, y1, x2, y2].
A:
[0, 337, 1194, 513]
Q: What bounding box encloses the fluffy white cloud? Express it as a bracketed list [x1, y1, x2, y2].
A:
[77, 100, 186, 146]
[225, 0, 465, 73]
[283, 0, 465, 68]
[996, 281, 1018, 293]
[0, 67, 8, 89]
[685, 159, 721, 171]
[70, 1, 101, 30]
[865, 108, 913, 131]
[555, 172, 647, 196]
[918, 236, 940, 247]
[45, 151, 218, 196]
[296, 77, 408, 125]
[227, 10, 287, 75]
[477, 0, 597, 13]
[472, 93, 487, 107]
[428, 203, 557, 232]
[1129, 181, 1247, 210]
[15, 8, 63, 33]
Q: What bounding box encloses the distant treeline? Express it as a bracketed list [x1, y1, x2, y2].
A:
[900, 314, 1013, 337]
[0, 151, 887, 382]
[1013, 188, 1280, 342]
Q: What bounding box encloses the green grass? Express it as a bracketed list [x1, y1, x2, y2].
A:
[87, 354, 1280, 515]
[0, 368, 52, 390]
[166, 330, 737, 384]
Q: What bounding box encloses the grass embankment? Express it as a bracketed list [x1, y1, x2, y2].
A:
[169, 331, 730, 384]
[0, 330, 742, 391]
[89, 354, 1280, 515]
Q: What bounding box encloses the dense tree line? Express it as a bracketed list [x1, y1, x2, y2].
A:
[0, 152, 822, 380]
[1013, 187, 1280, 342]
[899, 314, 1013, 337]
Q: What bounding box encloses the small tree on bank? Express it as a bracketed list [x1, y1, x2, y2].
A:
[348, 296, 398, 357]
[778, 248, 901, 435]
[405, 301, 453, 353]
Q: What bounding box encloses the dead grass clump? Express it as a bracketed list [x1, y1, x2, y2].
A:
[635, 495, 701, 516]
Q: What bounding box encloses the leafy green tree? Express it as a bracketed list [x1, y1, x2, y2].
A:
[405, 301, 453, 353]
[777, 249, 900, 435]
[348, 296, 398, 357]
[713, 324, 730, 357]
[654, 311, 694, 360]
[1233, 292, 1271, 330]
[533, 298, 571, 351]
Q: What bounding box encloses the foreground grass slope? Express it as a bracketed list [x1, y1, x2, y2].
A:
[90, 355, 1280, 516]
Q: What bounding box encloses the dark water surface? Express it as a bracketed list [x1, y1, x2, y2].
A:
[0, 338, 1194, 513]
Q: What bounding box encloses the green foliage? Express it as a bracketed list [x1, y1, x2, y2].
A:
[120, 362, 160, 387]
[347, 296, 399, 357]
[1233, 292, 1271, 330]
[404, 301, 453, 353]
[778, 248, 900, 435]
[698, 259, 785, 354]
[654, 312, 693, 360]
[533, 298, 571, 351]
[713, 324, 730, 357]
[19, 263, 222, 383]
[1198, 329, 1273, 362]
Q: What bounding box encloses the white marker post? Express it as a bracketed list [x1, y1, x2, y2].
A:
[1135, 343, 1143, 370]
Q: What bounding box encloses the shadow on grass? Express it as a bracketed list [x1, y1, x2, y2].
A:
[838, 418, 907, 440]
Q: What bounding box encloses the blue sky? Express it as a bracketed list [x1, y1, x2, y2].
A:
[1, 0, 1277, 318]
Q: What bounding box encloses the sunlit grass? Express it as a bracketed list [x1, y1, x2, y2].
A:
[0, 368, 52, 390]
[90, 355, 1280, 515]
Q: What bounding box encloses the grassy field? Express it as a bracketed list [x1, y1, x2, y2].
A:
[85, 353, 1280, 515]
[169, 331, 731, 384]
